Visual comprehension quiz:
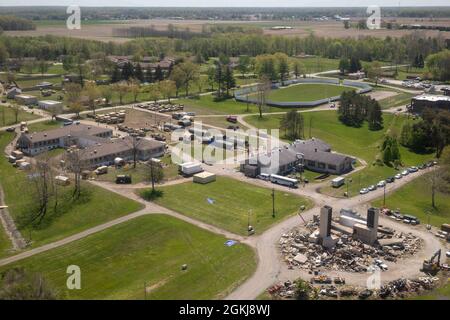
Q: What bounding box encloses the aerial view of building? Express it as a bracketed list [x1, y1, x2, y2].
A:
[0, 1, 449, 311]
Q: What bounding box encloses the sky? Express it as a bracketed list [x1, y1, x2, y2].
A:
[0, 0, 449, 7]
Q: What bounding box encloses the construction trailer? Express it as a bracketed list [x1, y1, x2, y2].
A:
[179, 162, 203, 176]
[331, 176, 345, 188]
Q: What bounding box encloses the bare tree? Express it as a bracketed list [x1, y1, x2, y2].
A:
[255, 76, 271, 118]
[145, 159, 164, 192]
[11, 103, 20, 124]
[65, 149, 86, 199]
[124, 136, 142, 169]
[26, 159, 55, 225]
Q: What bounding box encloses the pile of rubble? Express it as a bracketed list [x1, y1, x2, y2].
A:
[279, 224, 422, 272]
[267, 276, 440, 300]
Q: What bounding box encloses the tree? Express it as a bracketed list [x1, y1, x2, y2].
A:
[293, 61, 302, 78]
[111, 64, 121, 83]
[121, 61, 134, 80]
[280, 110, 304, 140]
[223, 66, 236, 97]
[349, 56, 362, 73]
[238, 55, 250, 78]
[294, 279, 314, 300]
[37, 60, 49, 76]
[145, 83, 161, 103]
[11, 103, 20, 124]
[146, 158, 164, 193]
[83, 82, 101, 116]
[207, 66, 216, 91]
[135, 63, 144, 82]
[171, 62, 200, 97]
[255, 54, 277, 81]
[159, 80, 176, 103]
[154, 65, 163, 81]
[366, 61, 383, 86]
[338, 57, 350, 74]
[64, 83, 83, 118]
[22, 60, 35, 75]
[125, 136, 142, 169]
[425, 50, 450, 81]
[25, 159, 55, 226]
[112, 81, 130, 105]
[128, 78, 141, 102]
[65, 149, 85, 199]
[170, 66, 185, 97]
[275, 53, 290, 85]
[255, 76, 271, 118]
[0, 268, 58, 300]
[100, 85, 112, 105]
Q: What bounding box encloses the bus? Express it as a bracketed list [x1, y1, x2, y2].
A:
[269, 174, 299, 188]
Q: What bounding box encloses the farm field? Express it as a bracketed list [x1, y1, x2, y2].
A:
[6, 18, 450, 43]
[0, 104, 40, 127]
[0, 131, 143, 250]
[149, 176, 312, 236]
[244, 111, 434, 196]
[372, 172, 450, 227]
[0, 214, 257, 300]
[263, 83, 355, 102]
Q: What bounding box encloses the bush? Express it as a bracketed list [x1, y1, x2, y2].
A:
[140, 189, 164, 201]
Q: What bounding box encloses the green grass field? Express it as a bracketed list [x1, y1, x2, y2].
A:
[0, 131, 143, 251]
[0, 104, 40, 127]
[149, 176, 312, 235]
[245, 111, 434, 196]
[28, 120, 63, 133]
[414, 282, 450, 300]
[0, 214, 256, 300]
[264, 83, 355, 102]
[372, 172, 450, 227]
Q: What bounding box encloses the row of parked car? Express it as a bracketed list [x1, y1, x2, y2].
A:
[359, 161, 437, 195]
[136, 102, 184, 113]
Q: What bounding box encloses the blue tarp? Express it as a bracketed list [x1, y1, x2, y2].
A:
[225, 240, 237, 247]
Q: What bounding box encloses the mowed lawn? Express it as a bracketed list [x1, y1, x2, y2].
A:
[0, 104, 40, 127]
[372, 172, 450, 227]
[0, 215, 257, 300]
[0, 131, 143, 251]
[151, 176, 312, 235]
[245, 111, 434, 196]
[265, 83, 355, 102]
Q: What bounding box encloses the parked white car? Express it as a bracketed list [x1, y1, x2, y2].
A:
[360, 188, 369, 194]
[401, 170, 409, 176]
[368, 185, 377, 191]
[377, 180, 386, 188]
[395, 173, 402, 179]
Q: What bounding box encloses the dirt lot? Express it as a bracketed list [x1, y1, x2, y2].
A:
[365, 90, 399, 101]
[5, 17, 450, 42]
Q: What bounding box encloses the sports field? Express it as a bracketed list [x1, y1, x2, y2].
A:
[264, 83, 355, 102]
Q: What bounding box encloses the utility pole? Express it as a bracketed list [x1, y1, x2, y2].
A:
[271, 188, 275, 218]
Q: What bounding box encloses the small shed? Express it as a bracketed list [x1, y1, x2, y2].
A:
[193, 171, 216, 184]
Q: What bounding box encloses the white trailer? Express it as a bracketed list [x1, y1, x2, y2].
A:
[331, 176, 345, 188]
[179, 162, 203, 176]
[270, 174, 298, 188]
